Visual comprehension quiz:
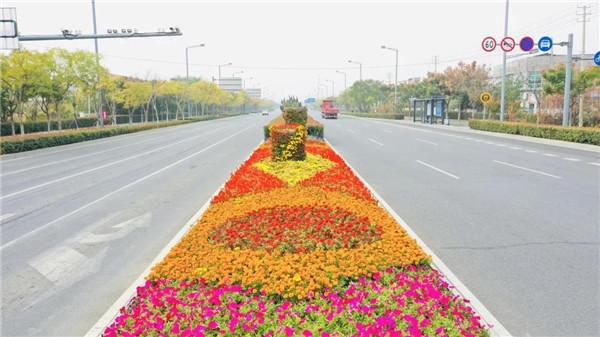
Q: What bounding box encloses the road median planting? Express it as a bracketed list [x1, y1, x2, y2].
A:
[104, 135, 490, 336]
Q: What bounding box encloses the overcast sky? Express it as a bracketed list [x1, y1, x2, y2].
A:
[3, 0, 599, 101]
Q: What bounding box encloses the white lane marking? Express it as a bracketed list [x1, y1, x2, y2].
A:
[324, 140, 510, 337]
[382, 129, 393, 133]
[543, 153, 558, 157]
[369, 138, 384, 146]
[526, 150, 539, 153]
[464, 137, 474, 140]
[0, 125, 230, 201]
[588, 162, 600, 166]
[496, 144, 507, 147]
[485, 141, 495, 145]
[493, 160, 562, 179]
[0, 135, 169, 177]
[77, 213, 151, 244]
[347, 129, 356, 134]
[0, 125, 254, 251]
[85, 140, 263, 337]
[510, 147, 521, 150]
[0, 213, 16, 222]
[475, 139, 484, 142]
[563, 158, 581, 162]
[415, 138, 438, 146]
[416, 160, 460, 180]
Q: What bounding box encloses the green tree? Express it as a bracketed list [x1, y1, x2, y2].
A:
[117, 80, 150, 124]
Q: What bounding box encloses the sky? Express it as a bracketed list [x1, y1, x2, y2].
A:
[3, 0, 599, 101]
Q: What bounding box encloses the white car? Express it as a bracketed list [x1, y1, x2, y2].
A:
[262, 111, 269, 115]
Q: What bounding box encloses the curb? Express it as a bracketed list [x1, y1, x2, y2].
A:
[325, 138, 512, 337]
[84, 140, 262, 337]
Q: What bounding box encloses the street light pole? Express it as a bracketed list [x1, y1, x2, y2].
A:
[232, 71, 244, 78]
[336, 70, 347, 91]
[218, 62, 232, 82]
[243, 77, 253, 89]
[381, 45, 398, 113]
[185, 43, 205, 119]
[326, 80, 335, 97]
[348, 60, 362, 81]
[500, 0, 509, 121]
[91, 0, 103, 128]
[562, 33, 573, 127]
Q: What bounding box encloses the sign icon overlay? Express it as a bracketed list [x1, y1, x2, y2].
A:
[482, 37, 496, 52]
[520, 36, 534, 52]
[501, 37, 516, 52]
[538, 36, 553, 52]
[480, 92, 492, 104]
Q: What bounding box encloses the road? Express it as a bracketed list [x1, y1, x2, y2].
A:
[319, 110, 600, 337]
[0, 114, 269, 336]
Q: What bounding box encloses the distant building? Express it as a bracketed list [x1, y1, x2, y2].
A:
[218, 77, 242, 93]
[245, 88, 262, 99]
[492, 53, 596, 113]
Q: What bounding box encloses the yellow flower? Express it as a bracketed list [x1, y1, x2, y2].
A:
[293, 274, 301, 282]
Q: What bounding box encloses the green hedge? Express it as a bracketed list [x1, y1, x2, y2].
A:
[468, 119, 600, 145]
[343, 113, 404, 120]
[1, 116, 228, 155]
[283, 107, 308, 125]
[264, 124, 324, 140]
[1, 118, 98, 135]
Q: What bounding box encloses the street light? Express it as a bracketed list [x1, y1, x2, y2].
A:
[326, 79, 335, 97]
[232, 70, 244, 77]
[185, 43, 205, 118]
[381, 45, 398, 113]
[348, 60, 362, 81]
[336, 70, 347, 91]
[218, 62, 232, 81]
[244, 77, 253, 89]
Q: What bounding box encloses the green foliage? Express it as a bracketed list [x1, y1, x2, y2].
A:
[343, 113, 404, 120]
[1, 118, 97, 135]
[280, 96, 302, 109]
[283, 107, 308, 125]
[263, 125, 324, 140]
[468, 119, 600, 145]
[269, 124, 306, 161]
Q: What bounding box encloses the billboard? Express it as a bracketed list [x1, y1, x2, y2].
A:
[245, 88, 261, 99]
[218, 77, 242, 93]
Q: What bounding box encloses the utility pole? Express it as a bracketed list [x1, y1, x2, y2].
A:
[563, 33, 573, 127]
[433, 55, 438, 73]
[91, 0, 103, 128]
[500, 0, 509, 122]
[577, 4, 591, 127]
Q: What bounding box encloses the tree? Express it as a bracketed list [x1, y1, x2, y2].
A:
[442, 61, 490, 121]
[0, 50, 47, 136]
[342, 80, 385, 113]
[117, 80, 150, 124]
[189, 81, 219, 115]
[157, 81, 187, 121]
[102, 74, 125, 125]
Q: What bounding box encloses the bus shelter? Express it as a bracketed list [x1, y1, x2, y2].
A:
[412, 95, 449, 125]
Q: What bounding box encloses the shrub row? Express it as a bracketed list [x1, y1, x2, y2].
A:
[343, 112, 404, 120]
[283, 107, 308, 125]
[264, 114, 324, 140]
[0, 116, 226, 155]
[468, 119, 600, 145]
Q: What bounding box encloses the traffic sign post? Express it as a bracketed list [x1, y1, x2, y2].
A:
[519, 36, 534, 52]
[594, 51, 600, 66]
[480, 92, 491, 104]
[538, 36, 553, 52]
[501, 37, 515, 52]
[482, 37, 496, 52]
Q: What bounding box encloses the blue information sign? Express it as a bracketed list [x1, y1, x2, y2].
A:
[594, 51, 600, 66]
[538, 36, 553, 52]
[520, 36, 534, 52]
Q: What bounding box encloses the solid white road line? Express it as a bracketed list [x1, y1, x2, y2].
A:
[415, 138, 438, 146]
[325, 140, 510, 337]
[493, 160, 562, 179]
[0, 125, 230, 201]
[563, 158, 581, 162]
[347, 129, 356, 134]
[84, 140, 263, 337]
[0, 213, 16, 222]
[416, 160, 460, 180]
[0, 125, 254, 251]
[369, 138, 384, 146]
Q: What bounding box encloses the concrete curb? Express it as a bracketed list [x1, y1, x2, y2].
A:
[325, 138, 512, 337]
[84, 140, 262, 337]
[342, 114, 600, 153]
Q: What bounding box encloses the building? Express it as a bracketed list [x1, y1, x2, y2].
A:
[245, 88, 262, 99]
[492, 53, 596, 113]
[218, 77, 242, 93]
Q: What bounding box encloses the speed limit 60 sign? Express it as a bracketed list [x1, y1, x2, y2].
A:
[482, 37, 496, 52]
[480, 92, 492, 104]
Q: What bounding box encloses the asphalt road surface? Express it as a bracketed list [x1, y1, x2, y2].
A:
[318, 110, 599, 337]
[1, 114, 269, 336]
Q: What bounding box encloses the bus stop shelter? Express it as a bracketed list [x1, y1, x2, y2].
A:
[412, 95, 449, 125]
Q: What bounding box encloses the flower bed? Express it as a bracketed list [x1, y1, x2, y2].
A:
[105, 140, 489, 336]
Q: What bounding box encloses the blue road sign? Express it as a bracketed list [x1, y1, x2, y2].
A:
[538, 36, 553, 52]
[594, 51, 600, 66]
[520, 36, 534, 52]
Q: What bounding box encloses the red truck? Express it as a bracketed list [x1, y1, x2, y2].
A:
[321, 100, 338, 119]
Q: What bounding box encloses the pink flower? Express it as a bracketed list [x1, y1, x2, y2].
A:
[285, 326, 294, 336]
[303, 330, 313, 337]
[208, 321, 218, 329]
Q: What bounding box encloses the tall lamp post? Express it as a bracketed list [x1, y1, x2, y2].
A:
[232, 70, 244, 77]
[381, 45, 398, 112]
[348, 60, 362, 81]
[336, 70, 347, 91]
[186, 43, 205, 118]
[218, 62, 232, 82]
[243, 77, 253, 89]
[326, 79, 335, 98]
